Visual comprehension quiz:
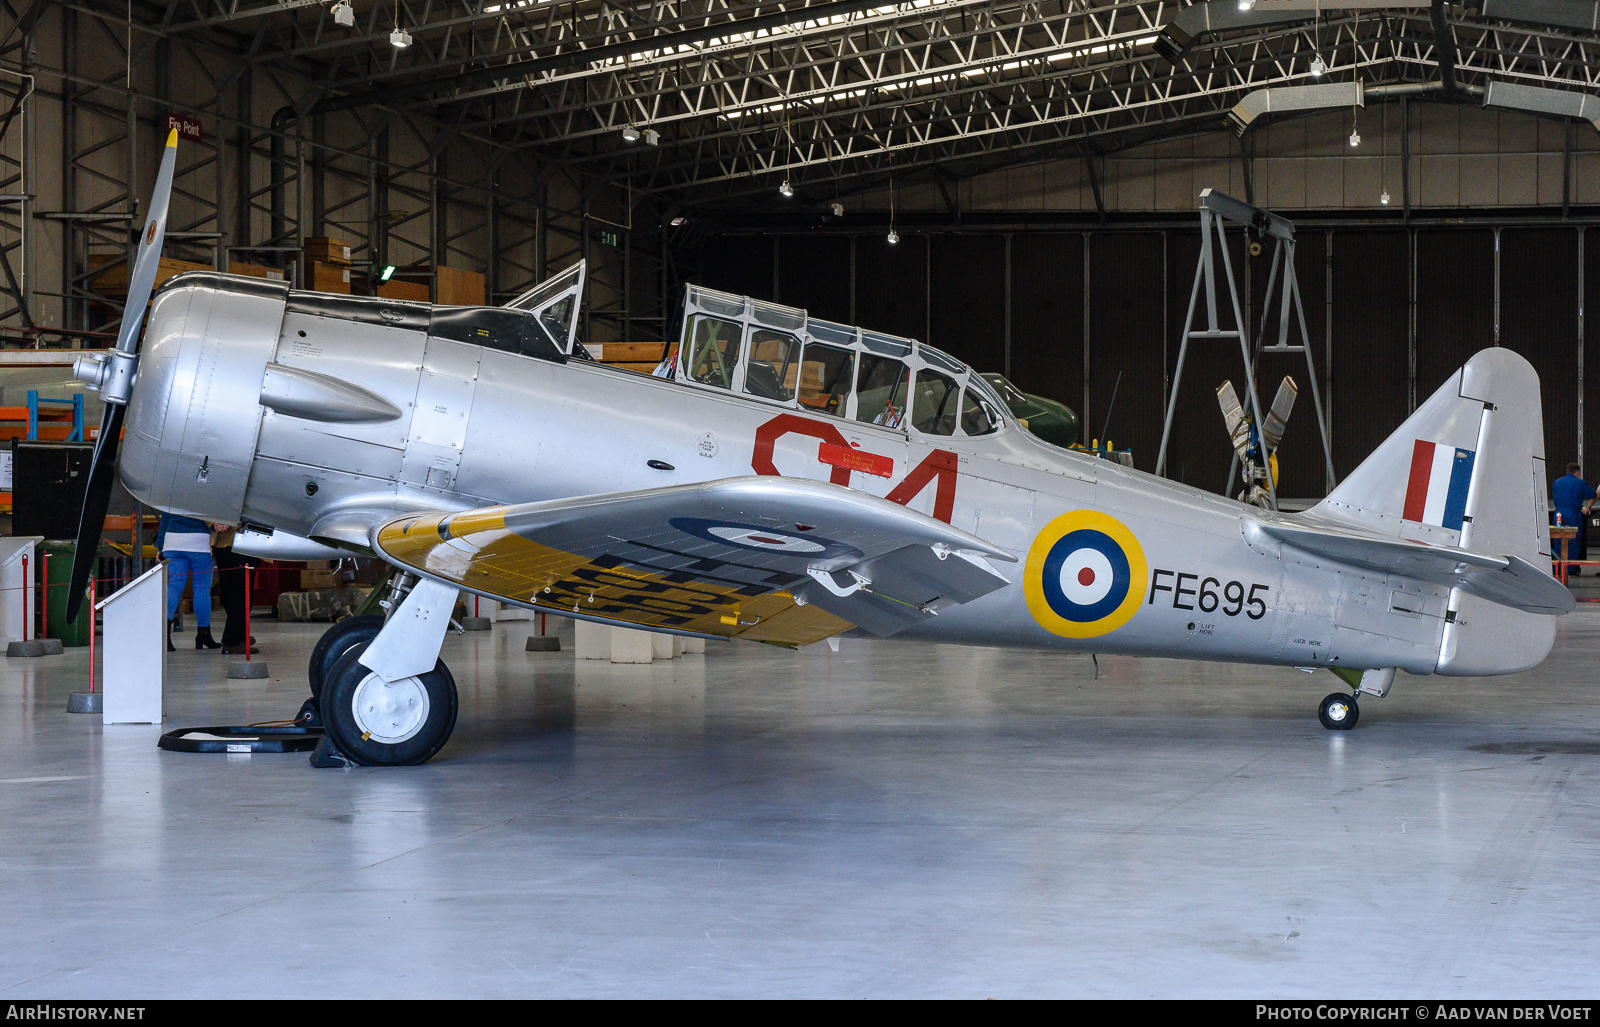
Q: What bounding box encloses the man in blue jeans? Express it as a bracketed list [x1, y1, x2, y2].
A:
[1552, 463, 1596, 577]
[157, 512, 222, 651]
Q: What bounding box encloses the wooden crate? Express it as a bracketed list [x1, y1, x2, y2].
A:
[87, 254, 210, 298]
[308, 260, 352, 294]
[377, 279, 429, 302]
[304, 236, 352, 265]
[227, 260, 286, 282]
[591, 343, 668, 363]
[436, 265, 485, 306]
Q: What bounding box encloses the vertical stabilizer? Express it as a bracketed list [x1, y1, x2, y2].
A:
[1303, 348, 1555, 675]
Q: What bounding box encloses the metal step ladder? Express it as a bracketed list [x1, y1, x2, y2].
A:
[1154, 189, 1336, 509]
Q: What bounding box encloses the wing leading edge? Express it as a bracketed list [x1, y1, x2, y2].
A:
[370, 476, 1016, 645]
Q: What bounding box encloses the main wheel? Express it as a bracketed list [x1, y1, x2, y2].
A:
[308, 614, 385, 701]
[1318, 692, 1359, 730]
[320, 643, 458, 766]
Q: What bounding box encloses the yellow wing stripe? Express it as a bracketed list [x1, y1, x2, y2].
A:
[375, 509, 852, 646]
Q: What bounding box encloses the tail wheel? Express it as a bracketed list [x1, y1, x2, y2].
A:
[1318, 692, 1359, 731]
[321, 643, 458, 766]
[308, 614, 385, 701]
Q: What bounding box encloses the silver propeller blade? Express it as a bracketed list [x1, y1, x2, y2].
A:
[1262, 376, 1298, 452]
[66, 127, 180, 623]
[1216, 380, 1250, 461]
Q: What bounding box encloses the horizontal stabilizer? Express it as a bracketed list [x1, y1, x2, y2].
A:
[1248, 519, 1573, 615]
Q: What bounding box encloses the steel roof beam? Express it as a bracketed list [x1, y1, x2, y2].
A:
[310, 0, 970, 113]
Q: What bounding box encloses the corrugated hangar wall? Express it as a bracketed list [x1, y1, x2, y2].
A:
[700, 105, 1596, 501]
[0, 6, 662, 343]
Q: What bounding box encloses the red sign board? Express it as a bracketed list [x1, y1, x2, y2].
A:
[167, 112, 202, 143]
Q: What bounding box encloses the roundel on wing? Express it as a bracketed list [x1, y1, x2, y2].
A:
[669, 517, 863, 562]
[1024, 510, 1147, 639]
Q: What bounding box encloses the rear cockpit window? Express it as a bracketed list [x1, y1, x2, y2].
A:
[799, 343, 855, 416]
[684, 315, 742, 389]
[744, 330, 801, 402]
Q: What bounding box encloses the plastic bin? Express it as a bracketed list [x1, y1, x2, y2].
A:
[40, 540, 92, 647]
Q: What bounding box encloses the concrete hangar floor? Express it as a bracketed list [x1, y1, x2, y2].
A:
[1, 609, 1598, 1000]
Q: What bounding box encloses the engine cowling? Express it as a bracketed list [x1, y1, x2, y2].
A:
[96, 272, 288, 524]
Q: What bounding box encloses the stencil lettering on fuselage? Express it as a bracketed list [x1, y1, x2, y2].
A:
[1025, 510, 1148, 639]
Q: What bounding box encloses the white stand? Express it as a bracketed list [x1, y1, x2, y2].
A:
[492, 600, 531, 622]
[574, 619, 701, 662]
[574, 618, 610, 660]
[0, 537, 38, 644]
[97, 563, 166, 725]
[610, 626, 654, 664]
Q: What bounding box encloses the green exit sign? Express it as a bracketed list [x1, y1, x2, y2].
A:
[599, 229, 620, 248]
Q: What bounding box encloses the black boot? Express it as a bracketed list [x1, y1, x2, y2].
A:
[195, 626, 222, 650]
[168, 618, 177, 653]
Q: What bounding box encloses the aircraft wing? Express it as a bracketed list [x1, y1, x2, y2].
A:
[1249, 519, 1574, 615]
[369, 476, 1016, 645]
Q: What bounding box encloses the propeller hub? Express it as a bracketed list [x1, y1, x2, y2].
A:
[71, 352, 109, 391]
[73, 348, 138, 406]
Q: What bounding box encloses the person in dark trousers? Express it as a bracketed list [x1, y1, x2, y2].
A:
[1552, 463, 1597, 575]
[211, 523, 259, 655]
[157, 512, 221, 651]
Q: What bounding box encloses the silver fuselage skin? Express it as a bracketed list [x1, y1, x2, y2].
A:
[120, 273, 1548, 678]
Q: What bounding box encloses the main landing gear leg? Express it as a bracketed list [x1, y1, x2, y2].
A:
[313, 576, 460, 767]
[301, 573, 418, 726]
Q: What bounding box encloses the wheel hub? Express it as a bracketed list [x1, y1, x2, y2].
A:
[1327, 700, 1349, 722]
[351, 672, 430, 744]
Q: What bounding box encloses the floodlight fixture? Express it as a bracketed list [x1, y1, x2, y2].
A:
[779, 180, 794, 198]
[1380, 190, 1390, 205]
[1238, 0, 1256, 9]
[390, 27, 412, 47]
[331, 0, 355, 27]
[831, 203, 844, 217]
[1349, 129, 1360, 146]
[378, 265, 397, 283]
[643, 128, 660, 146]
[1309, 55, 1326, 76]
[621, 125, 641, 143]
[887, 229, 899, 245]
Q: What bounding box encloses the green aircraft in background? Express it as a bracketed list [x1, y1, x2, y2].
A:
[981, 373, 1080, 450]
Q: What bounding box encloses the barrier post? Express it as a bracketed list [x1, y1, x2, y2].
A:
[20, 554, 27, 639]
[40, 552, 47, 641]
[87, 578, 95, 693]
[243, 565, 251, 661]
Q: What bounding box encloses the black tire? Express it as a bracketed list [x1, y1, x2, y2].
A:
[1318, 692, 1359, 730]
[320, 643, 457, 766]
[308, 614, 385, 701]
